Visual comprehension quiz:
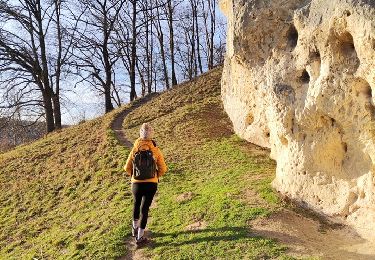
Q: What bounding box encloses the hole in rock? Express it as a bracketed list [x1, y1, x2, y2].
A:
[310, 50, 320, 59]
[265, 131, 270, 138]
[273, 84, 295, 102]
[335, 31, 359, 71]
[338, 31, 355, 52]
[287, 24, 298, 49]
[353, 78, 372, 98]
[344, 10, 351, 16]
[299, 69, 310, 84]
[245, 112, 254, 126]
[341, 38, 355, 55]
[314, 51, 320, 58]
[343, 142, 348, 153]
[330, 118, 336, 127]
[309, 50, 322, 79]
[291, 118, 294, 134]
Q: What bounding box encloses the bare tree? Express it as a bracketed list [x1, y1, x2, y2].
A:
[175, 5, 196, 80]
[116, 0, 167, 101]
[0, 0, 79, 132]
[73, 0, 125, 113]
[201, 0, 216, 69]
[0, 0, 226, 132]
[153, 0, 169, 90]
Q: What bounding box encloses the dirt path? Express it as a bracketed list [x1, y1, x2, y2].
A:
[250, 207, 375, 260]
[239, 144, 375, 259]
[112, 94, 158, 260]
[111, 94, 158, 148]
[112, 110, 133, 148]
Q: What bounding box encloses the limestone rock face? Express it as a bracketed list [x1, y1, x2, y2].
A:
[220, 0, 375, 239]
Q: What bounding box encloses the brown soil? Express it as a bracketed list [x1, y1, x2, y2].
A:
[176, 192, 194, 203]
[250, 208, 375, 260]
[185, 221, 208, 231]
[119, 231, 153, 260]
[239, 142, 375, 259]
[112, 93, 159, 148]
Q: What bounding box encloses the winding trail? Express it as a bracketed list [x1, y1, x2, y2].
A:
[111, 94, 158, 260]
[112, 108, 134, 148]
[112, 93, 158, 148]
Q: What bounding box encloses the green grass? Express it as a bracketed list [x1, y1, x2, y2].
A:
[0, 108, 135, 259]
[143, 136, 287, 259]
[121, 67, 294, 259]
[0, 67, 297, 259]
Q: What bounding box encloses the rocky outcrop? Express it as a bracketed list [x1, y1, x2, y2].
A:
[220, 0, 375, 239]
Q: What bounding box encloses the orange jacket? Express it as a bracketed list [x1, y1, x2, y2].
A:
[124, 138, 167, 183]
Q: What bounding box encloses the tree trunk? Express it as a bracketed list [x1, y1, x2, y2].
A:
[103, 2, 115, 113]
[43, 91, 55, 133]
[130, 0, 137, 101]
[104, 85, 114, 113]
[194, 0, 203, 74]
[149, 1, 154, 94]
[37, 0, 56, 132]
[136, 58, 147, 97]
[52, 94, 62, 129]
[155, 3, 169, 90]
[209, 0, 215, 69]
[167, 0, 177, 86]
[160, 34, 169, 90]
[104, 54, 114, 112]
[54, 0, 62, 129]
[190, 1, 197, 78]
[145, 12, 151, 94]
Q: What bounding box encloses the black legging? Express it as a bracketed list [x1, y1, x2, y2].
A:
[132, 182, 157, 229]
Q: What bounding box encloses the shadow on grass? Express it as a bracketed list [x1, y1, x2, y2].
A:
[149, 226, 267, 248]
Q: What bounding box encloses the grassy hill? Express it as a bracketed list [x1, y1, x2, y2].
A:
[0, 67, 292, 259]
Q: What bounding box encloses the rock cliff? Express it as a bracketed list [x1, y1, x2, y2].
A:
[220, 0, 375, 239]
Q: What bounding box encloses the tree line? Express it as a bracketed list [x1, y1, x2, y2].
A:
[0, 0, 225, 133]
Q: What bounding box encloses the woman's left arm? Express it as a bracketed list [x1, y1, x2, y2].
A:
[124, 147, 136, 176]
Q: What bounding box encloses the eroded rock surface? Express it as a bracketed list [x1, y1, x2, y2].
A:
[220, 0, 375, 240]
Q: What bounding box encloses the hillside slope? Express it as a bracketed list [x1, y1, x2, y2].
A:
[1, 67, 289, 259]
[0, 104, 133, 259]
[121, 67, 287, 259]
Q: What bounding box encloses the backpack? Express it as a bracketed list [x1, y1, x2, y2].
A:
[132, 141, 157, 180]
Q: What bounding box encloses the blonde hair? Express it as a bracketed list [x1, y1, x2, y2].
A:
[139, 123, 154, 140]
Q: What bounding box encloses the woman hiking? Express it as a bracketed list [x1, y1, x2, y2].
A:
[124, 123, 167, 244]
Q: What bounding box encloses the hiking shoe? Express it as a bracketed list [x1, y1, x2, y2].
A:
[135, 236, 148, 245]
[132, 227, 138, 237]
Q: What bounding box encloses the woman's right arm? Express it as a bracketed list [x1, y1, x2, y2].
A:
[156, 148, 167, 177]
